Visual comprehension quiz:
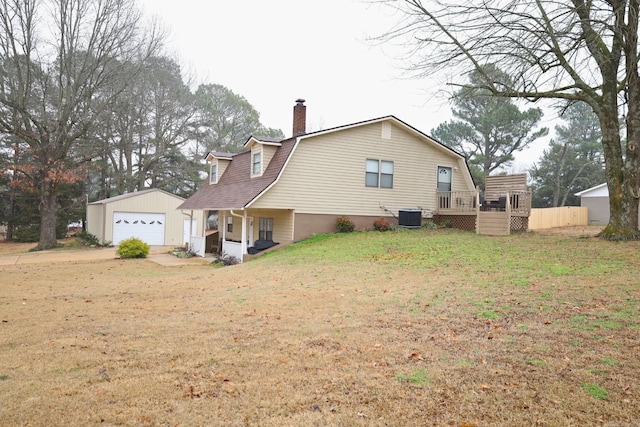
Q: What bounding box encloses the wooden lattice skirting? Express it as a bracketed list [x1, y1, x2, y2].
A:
[510, 216, 528, 232]
[433, 214, 529, 233]
[432, 215, 476, 231]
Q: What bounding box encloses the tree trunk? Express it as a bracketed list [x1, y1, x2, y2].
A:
[37, 180, 60, 250]
[599, 111, 640, 238]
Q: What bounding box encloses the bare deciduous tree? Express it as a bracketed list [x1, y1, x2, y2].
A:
[0, 0, 162, 249]
[377, 0, 640, 238]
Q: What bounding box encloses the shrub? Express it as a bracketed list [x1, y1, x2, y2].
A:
[14, 225, 40, 243]
[422, 220, 438, 230]
[75, 231, 100, 246]
[116, 237, 150, 259]
[440, 220, 452, 228]
[335, 216, 355, 233]
[170, 247, 195, 258]
[373, 217, 391, 232]
[14, 222, 68, 242]
[213, 252, 240, 266]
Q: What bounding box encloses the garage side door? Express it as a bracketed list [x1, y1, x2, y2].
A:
[113, 212, 165, 245]
[183, 218, 197, 245]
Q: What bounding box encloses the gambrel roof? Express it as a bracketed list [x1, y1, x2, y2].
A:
[178, 115, 470, 211]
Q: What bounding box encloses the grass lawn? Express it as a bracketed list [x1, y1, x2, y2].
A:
[1, 229, 639, 426]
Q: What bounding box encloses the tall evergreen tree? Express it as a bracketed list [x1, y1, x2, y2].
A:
[431, 65, 548, 189]
[530, 102, 605, 207]
[192, 84, 284, 156]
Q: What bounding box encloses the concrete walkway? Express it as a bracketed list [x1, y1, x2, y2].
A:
[0, 246, 211, 267]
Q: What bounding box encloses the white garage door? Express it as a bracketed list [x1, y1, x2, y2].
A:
[113, 212, 166, 245]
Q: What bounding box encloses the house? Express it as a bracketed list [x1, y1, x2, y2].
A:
[575, 183, 640, 225]
[87, 189, 191, 246]
[178, 99, 476, 260]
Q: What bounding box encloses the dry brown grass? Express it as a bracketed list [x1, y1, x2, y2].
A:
[1, 229, 639, 426]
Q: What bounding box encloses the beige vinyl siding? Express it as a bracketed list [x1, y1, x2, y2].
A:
[252, 122, 473, 216]
[262, 145, 278, 172]
[247, 209, 293, 243]
[87, 204, 105, 242]
[221, 209, 293, 243]
[217, 158, 231, 179]
[221, 211, 242, 241]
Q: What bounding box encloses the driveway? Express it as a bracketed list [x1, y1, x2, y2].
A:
[0, 245, 211, 267]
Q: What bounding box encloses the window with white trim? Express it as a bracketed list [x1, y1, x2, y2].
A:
[365, 159, 394, 188]
[259, 217, 273, 241]
[252, 152, 261, 175]
[209, 163, 217, 184]
[227, 216, 233, 233]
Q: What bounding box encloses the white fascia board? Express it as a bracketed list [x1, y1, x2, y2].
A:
[575, 183, 608, 197]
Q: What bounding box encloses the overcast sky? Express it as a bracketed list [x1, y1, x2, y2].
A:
[138, 0, 552, 170]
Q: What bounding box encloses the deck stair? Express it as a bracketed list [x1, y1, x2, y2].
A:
[476, 173, 529, 235]
[477, 210, 510, 235]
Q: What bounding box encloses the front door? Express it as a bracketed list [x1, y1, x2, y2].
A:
[437, 166, 452, 209]
[247, 217, 254, 247]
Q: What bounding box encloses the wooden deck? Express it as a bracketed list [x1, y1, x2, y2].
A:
[435, 174, 532, 235]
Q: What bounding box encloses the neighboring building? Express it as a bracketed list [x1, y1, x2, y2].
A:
[87, 189, 191, 246]
[179, 100, 476, 259]
[575, 183, 640, 225]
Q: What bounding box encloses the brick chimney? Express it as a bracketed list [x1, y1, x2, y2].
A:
[292, 98, 306, 137]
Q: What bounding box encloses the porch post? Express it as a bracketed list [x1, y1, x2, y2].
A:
[240, 210, 247, 255]
[221, 211, 226, 241]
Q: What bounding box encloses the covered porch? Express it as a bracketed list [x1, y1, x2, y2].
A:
[194, 208, 294, 262]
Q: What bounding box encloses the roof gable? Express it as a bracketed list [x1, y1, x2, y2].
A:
[243, 135, 283, 149]
[205, 151, 234, 161]
[575, 183, 608, 197]
[299, 115, 466, 160]
[90, 188, 185, 205]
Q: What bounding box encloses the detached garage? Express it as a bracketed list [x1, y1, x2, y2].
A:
[87, 189, 190, 246]
[576, 183, 640, 226]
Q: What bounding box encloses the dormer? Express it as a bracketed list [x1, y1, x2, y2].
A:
[243, 136, 282, 178]
[205, 152, 233, 184]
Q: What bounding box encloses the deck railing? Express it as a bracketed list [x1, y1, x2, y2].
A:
[508, 190, 532, 216]
[435, 189, 532, 216]
[436, 190, 479, 213]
